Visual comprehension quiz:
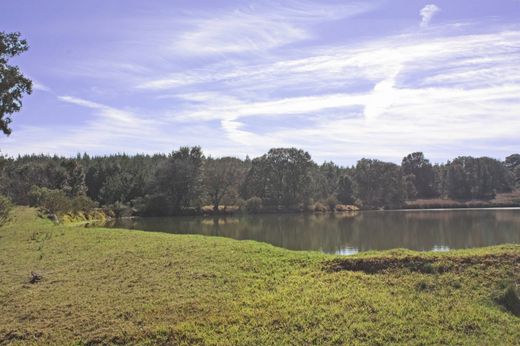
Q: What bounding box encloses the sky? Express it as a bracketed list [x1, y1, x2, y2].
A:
[1, 0, 520, 165]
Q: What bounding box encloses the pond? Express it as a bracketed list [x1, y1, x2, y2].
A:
[102, 208, 520, 255]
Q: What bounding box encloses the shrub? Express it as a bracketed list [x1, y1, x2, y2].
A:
[313, 202, 328, 212]
[71, 195, 98, 213]
[325, 196, 338, 211]
[497, 284, 520, 317]
[0, 195, 13, 226]
[110, 201, 134, 218]
[32, 187, 72, 214]
[245, 197, 262, 213]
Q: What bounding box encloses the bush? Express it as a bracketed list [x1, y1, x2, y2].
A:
[245, 197, 262, 213]
[0, 195, 13, 226]
[29, 186, 97, 215]
[497, 284, 520, 317]
[110, 201, 134, 218]
[325, 196, 338, 211]
[313, 202, 328, 212]
[71, 195, 98, 213]
[31, 187, 72, 214]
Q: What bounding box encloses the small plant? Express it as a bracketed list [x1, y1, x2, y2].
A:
[496, 284, 520, 317]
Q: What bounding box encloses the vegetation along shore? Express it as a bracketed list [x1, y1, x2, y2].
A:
[1, 150, 519, 222]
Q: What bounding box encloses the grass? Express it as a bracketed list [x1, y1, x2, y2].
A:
[1, 207, 519, 345]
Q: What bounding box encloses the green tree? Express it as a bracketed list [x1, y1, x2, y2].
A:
[505, 154, 520, 188]
[61, 161, 87, 197]
[0, 32, 32, 135]
[203, 157, 246, 211]
[401, 152, 436, 198]
[354, 159, 405, 209]
[337, 175, 355, 204]
[152, 147, 204, 212]
[242, 148, 313, 207]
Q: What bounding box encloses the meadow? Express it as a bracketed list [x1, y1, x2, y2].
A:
[1, 207, 519, 345]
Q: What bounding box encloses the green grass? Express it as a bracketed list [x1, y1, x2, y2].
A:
[1, 207, 519, 345]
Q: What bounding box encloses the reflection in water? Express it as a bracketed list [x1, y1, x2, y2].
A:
[102, 209, 520, 254]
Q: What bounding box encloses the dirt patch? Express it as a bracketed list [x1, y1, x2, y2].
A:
[29, 271, 42, 284]
[325, 253, 520, 274]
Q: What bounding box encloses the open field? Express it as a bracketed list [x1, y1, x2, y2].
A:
[1, 207, 519, 345]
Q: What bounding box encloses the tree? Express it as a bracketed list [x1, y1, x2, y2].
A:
[242, 148, 313, 207]
[203, 157, 247, 211]
[354, 159, 405, 209]
[446, 156, 512, 200]
[505, 154, 520, 188]
[337, 175, 355, 204]
[401, 152, 436, 198]
[152, 147, 204, 212]
[61, 160, 87, 197]
[0, 32, 32, 135]
[315, 162, 341, 200]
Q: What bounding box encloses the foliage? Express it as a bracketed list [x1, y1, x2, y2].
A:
[29, 186, 97, 215]
[325, 195, 338, 211]
[243, 148, 313, 207]
[496, 284, 520, 317]
[337, 175, 355, 204]
[244, 196, 262, 213]
[0, 149, 517, 215]
[152, 147, 204, 212]
[0, 32, 33, 135]
[354, 159, 405, 209]
[0, 194, 12, 225]
[203, 157, 247, 211]
[1, 207, 519, 345]
[401, 152, 436, 198]
[505, 154, 520, 188]
[447, 156, 512, 200]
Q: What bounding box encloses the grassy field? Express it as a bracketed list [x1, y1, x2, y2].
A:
[1, 207, 519, 345]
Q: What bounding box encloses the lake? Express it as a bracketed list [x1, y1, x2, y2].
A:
[102, 208, 520, 255]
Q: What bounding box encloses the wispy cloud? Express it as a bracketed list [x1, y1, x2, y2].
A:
[171, 1, 376, 56]
[420, 4, 440, 28]
[4, 1, 520, 164]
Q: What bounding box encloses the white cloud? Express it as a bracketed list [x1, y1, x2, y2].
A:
[420, 4, 440, 28]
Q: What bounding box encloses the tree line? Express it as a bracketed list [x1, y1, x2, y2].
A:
[0, 148, 519, 216]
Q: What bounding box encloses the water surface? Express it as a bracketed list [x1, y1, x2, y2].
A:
[103, 209, 520, 254]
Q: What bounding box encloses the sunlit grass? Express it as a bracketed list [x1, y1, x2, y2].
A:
[1, 207, 519, 345]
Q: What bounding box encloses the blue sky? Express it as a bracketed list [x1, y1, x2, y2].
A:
[1, 0, 520, 165]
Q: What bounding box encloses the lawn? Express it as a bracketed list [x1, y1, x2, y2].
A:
[1, 207, 519, 345]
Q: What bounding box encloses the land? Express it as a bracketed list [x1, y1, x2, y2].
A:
[1, 207, 519, 345]
[405, 191, 520, 210]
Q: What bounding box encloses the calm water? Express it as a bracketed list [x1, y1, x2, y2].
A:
[102, 209, 520, 255]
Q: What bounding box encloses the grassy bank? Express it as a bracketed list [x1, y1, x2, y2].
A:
[405, 191, 520, 210]
[1, 207, 519, 345]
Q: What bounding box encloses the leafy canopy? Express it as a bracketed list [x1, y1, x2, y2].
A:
[0, 32, 32, 135]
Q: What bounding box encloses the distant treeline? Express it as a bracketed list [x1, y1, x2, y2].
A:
[1, 148, 519, 216]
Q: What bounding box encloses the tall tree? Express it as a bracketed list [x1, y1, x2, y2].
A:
[242, 148, 313, 207]
[354, 159, 405, 209]
[0, 32, 32, 135]
[204, 157, 247, 211]
[61, 160, 87, 197]
[505, 154, 520, 188]
[152, 147, 204, 212]
[401, 152, 436, 198]
[337, 175, 355, 204]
